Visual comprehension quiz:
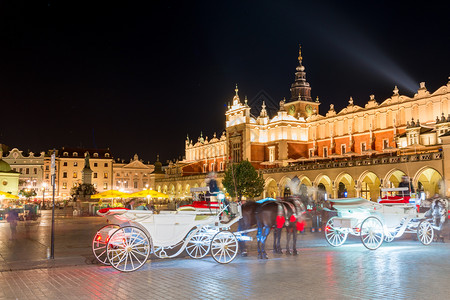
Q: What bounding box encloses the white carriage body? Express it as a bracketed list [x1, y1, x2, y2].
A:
[325, 196, 433, 250]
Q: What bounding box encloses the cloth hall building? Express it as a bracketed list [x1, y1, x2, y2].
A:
[155, 48, 450, 202]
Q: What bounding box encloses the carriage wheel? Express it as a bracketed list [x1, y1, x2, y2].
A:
[106, 226, 151, 272]
[384, 227, 399, 243]
[325, 217, 348, 247]
[210, 231, 238, 264]
[92, 224, 120, 265]
[360, 217, 384, 250]
[186, 228, 212, 259]
[417, 220, 434, 245]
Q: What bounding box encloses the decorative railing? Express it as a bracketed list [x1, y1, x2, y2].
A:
[260, 151, 443, 175]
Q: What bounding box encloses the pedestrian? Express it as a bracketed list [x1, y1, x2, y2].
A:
[125, 199, 135, 210]
[6, 209, 19, 240]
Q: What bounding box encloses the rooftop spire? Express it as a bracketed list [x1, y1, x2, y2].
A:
[298, 44, 303, 65]
[235, 84, 239, 96]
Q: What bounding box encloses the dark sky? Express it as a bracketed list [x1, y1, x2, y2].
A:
[1, 0, 449, 164]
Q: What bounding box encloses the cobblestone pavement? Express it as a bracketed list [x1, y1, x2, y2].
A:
[1, 238, 449, 300]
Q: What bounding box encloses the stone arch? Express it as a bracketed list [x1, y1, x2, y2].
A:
[184, 184, 190, 196]
[278, 175, 292, 197]
[413, 166, 443, 197]
[334, 172, 356, 198]
[265, 177, 278, 199]
[168, 184, 175, 196]
[358, 170, 382, 201]
[313, 174, 333, 200]
[176, 183, 182, 197]
[383, 168, 407, 189]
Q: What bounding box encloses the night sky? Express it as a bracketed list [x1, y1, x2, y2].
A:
[1, 1, 449, 164]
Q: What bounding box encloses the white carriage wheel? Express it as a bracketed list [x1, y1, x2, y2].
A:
[92, 224, 120, 265]
[210, 231, 238, 264]
[186, 228, 212, 259]
[360, 217, 384, 250]
[417, 220, 434, 245]
[325, 217, 348, 247]
[106, 226, 151, 272]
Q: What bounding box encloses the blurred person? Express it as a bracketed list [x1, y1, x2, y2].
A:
[6, 209, 19, 240]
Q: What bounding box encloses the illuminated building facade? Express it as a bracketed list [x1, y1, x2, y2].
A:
[113, 154, 154, 193]
[156, 47, 450, 201]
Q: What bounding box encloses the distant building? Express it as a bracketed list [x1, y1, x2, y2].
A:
[2, 148, 45, 197]
[113, 154, 154, 193]
[0, 152, 20, 196]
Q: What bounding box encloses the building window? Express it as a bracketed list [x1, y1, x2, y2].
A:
[63, 162, 68, 166]
[46, 166, 49, 171]
[34, 168, 37, 174]
[93, 153, 99, 157]
[361, 142, 366, 152]
[203, 164, 207, 173]
[73, 182, 77, 187]
[341, 144, 346, 154]
[269, 146, 275, 162]
[232, 142, 241, 163]
[103, 183, 108, 189]
[94, 163, 98, 167]
[73, 152, 78, 156]
[62, 182, 67, 189]
[45, 174, 49, 179]
[104, 172, 108, 179]
[134, 182, 138, 189]
[93, 173, 97, 178]
[74, 162, 78, 167]
[124, 182, 128, 188]
[63, 172, 67, 178]
[26, 168, 29, 174]
[323, 147, 328, 158]
[63, 152, 68, 156]
[220, 162, 224, 171]
[73, 172, 77, 178]
[105, 153, 110, 158]
[210, 163, 215, 172]
[309, 149, 314, 158]
[383, 139, 389, 149]
[104, 163, 108, 167]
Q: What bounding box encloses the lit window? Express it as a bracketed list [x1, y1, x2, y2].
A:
[269, 146, 275, 162]
[341, 144, 346, 154]
[104, 173, 108, 179]
[134, 182, 138, 189]
[62, 182, 67, 189]
[73, 172, 77, 178]
[74, 162, 78, 167]
[103, 183, 108, 189]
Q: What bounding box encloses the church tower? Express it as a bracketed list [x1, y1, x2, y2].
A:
[284, 45, 320, 119]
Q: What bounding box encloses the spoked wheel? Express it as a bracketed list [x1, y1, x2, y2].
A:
[325, 217, 348, 247]
[106, 226, 151, 272]
[384, 227, 400, 243]
[92, 224, 120, 265]
[417, 220, 434, 245]
[210, 231, 238, 264]
[360, 217, 384, 250]
[186, 227, 212, 259]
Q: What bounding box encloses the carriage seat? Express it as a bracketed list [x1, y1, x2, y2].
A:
[379, 196, 410, 204]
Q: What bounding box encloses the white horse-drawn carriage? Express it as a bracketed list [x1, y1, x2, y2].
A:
[324, 188, 435, 250]
[92, 187, 246, 272]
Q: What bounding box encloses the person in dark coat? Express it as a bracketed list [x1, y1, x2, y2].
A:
[6, 209, 19, 240]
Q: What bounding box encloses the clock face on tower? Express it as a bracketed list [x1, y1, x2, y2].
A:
[305, 104, 313, 116]
[289, 105, 296, 116]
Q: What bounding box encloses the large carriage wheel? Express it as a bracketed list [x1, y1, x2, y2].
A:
[360, 217, 384, 250]
[92, 224, 120, 265]
[106, 226, 151, 272]
[210, 231, 238, 264]
[186, 227, 212, 259]
[417, 220, 434, 245]
[325, 217, 348, 247]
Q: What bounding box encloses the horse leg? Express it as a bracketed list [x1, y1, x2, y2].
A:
[285, 227, 292, 255]
[292, 226, 298, 255]
[238, 219, 248, 257]
[256, 225, 263, 259]
[276, 227, 283, 254]
[260, 225, 271, 259]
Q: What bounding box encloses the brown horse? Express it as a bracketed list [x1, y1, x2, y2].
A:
[239, 198, 306, 259]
